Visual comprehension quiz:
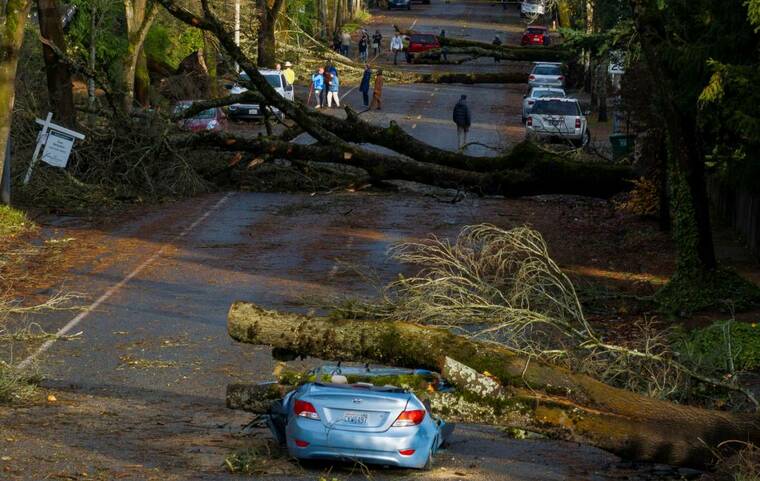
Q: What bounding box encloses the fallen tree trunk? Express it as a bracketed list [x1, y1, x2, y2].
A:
[176, 132, 633, 197]
[439, 37, 571, 62]
[413, 71, 528, 84]
[227, 301, 760, 468]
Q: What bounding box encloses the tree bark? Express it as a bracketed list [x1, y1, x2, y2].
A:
[227, 301, 760, 468]
[37, 0, 75, 126]
[0, 0, 35, 179]
[122, 0, 158, 111]
[256, 0, 285, 68]
[437, 38, 570, 63]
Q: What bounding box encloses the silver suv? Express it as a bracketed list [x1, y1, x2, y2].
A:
[525, 98, 590, 147]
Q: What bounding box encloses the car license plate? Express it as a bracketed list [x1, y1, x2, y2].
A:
[248, 109, 258, 115]
[343, 412, 368, 425]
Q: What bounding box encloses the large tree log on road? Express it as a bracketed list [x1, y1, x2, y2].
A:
[439, 37, 571, 62]
[227, 301, 760, 468]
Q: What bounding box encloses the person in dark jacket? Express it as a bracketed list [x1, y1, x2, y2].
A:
[359, 64, 372, 107]
[452, 94, 472, 150]
[372, 30, 382, 56]
[492, 35, 502, 62]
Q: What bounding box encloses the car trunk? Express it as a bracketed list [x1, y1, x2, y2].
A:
[307, 384, 411, 433]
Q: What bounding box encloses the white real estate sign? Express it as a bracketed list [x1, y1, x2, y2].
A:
[41, 130, 76, 168]
[23, 113, 86, 185]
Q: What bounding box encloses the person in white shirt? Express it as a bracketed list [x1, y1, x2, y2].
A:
[390, 33, 404, 65]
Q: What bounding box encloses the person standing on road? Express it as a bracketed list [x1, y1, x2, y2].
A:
[311, 67, 325, 108]
[372, 30, 383, 56]
[359, 64, 372, 107]
[370, 69, 384, 110]
[327, 72, 341, 108]
[341, 30, 352, 57]
[283, 61, 295, 86]
[322, 65, 332, 108]
[333, 30, 341, 52]
[452, 94, 472, 150]
[492, 35, 502, 62]
[390, 33, 404, 65]
[358, 35, 368, 63]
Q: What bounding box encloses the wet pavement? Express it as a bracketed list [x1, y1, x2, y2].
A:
[0, 2, 710, 481]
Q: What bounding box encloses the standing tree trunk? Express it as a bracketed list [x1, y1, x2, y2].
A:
[317, 0, 328, 40]
[256, 0, 286, 68]
[38, 0, 75, 126]
[597, 60, 608, 122]
[0, 0, 35, 179]
[123, 0, 158, 112]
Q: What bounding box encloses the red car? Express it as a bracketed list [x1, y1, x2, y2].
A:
[174, 101, 228, 133]
[405, 33, 441, 62]
[521, 26, 551, 46]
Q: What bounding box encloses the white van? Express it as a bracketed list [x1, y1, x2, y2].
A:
[521, 0, 546, 17]
[227, 69, 294, 121]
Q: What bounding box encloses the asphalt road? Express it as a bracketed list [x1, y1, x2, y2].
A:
[0, 3, 676, 481]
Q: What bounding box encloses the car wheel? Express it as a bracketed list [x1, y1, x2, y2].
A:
[422, 451, 433, 471]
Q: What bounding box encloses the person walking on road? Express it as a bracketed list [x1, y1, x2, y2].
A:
[452, 94, 472, 150]
[283, 61, 295, 86]
[492, 35, 502, 62]
[390, 33, 404, 65]
[359, 64, 372, 108]
[372, 30, 382, 56]
[327, 72, 340, 108]
[370, 69, 384, 110]
[311, 67, 325, 108]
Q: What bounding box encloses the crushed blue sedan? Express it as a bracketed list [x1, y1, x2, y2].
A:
[265, 365, 454, 469]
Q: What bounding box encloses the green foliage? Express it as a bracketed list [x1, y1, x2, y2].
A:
[65, 0, 127, 85]
[675, 320, 760, 373]
[144, 20, 204, 69]
[224, 443, 284, 474]
[655, 267, 760, 314]
[0, 206, 31, 238]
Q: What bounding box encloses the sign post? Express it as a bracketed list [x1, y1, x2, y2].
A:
[23, 113, 85, 185]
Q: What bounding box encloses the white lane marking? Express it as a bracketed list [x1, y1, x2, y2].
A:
[16, 192, 234, 370]
[340, 86, 358, 101]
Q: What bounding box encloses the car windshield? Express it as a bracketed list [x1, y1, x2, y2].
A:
[264, 74, 282, 88]
[173, 103, 216, 119]
[527, 28, 546, 34]
[532, 100, 580, 116]
[533, 65, 561, 75]
[532, 89, 565, 98]
[410, 34, 436, 44]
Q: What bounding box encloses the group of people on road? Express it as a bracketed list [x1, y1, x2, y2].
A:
[310, 61, 342, 109]
[333, 28, 386, 63]
[310, 62, 384, 111]
[274, 61, 296, 86]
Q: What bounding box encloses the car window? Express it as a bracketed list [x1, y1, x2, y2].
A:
[527, 28, 545, 34]
[264, 74, 282, 88]
[193, 109, 216, 119]
[532, 100, 580, 116]
[533, 65, 561, 75]
[410, 34, 436, 43]
[533, 90, 565, 98]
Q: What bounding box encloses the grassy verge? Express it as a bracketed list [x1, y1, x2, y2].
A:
[0, 205, 31, 238]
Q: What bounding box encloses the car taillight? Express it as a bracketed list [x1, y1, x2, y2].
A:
[527, 100, 534, 105]
[558, 75, 565, 81]
[529, 75, 536, 80]
[575, 118, 581, 128]
[294, 400, 320, 420]
[399, 449, 416, 456]
[295, 439, 310, 447]
[527, 116, 533, 126]
[393, 409, 425, 427]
